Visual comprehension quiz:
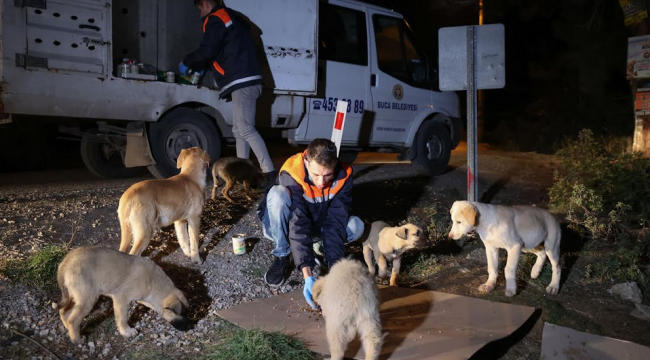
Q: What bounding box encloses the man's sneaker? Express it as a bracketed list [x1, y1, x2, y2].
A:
[313, 240, 324, 256]
[264, 255, 291, 287]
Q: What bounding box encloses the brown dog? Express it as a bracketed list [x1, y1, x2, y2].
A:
[118, 147, 210, 263]
[362, 221, 426, 286]
[211, 157, 267, 203]
[53, 247, 189, 344]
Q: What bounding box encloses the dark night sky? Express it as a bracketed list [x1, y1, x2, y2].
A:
[366, 0, 634, 152]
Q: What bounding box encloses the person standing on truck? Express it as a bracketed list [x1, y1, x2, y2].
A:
[180, 0, 276, 180]
[257, 139, 365, 309]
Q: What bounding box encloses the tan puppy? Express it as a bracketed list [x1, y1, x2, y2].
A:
[312, 259, 382, 360]
[118, 147, 210, 263]
[53, 247, 189, 344]
[362, 221, 426, 286]
[211, 157, 267, 202]
[449, 201, 561, 297]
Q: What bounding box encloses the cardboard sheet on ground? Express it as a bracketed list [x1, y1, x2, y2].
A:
[217, 286, 535, 359]
[541, 323, 650, 359]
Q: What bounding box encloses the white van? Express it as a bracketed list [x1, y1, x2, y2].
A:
[0, 0, 460, 178]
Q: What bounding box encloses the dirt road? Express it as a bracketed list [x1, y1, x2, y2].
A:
[1, 145, 647, 359]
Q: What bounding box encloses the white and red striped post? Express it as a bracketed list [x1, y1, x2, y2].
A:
[330, 100, 348, 156]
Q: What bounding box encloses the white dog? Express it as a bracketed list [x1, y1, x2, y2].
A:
[449, 201, 561, 297]
[312, 259, 382, 360]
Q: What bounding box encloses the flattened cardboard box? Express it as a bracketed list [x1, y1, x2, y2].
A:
[541, 323, 650, 360]
[218, 286, 535, 359]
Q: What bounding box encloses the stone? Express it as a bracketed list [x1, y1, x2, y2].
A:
[465, 248, 487, 264]
[608, 282, 643, 304]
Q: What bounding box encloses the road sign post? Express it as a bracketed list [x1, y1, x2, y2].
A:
[439, 24, 505, 202]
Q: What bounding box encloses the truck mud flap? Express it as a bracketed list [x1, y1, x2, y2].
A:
[125, 122, 156, 167]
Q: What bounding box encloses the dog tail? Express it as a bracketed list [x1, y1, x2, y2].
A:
[52, 271, 73, 311]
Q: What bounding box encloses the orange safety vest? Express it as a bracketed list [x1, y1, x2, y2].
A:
[280, 151, 352, 204]
[202, 9, 232, 76]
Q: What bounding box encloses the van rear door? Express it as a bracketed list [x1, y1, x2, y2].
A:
[228, 0, 318, 95]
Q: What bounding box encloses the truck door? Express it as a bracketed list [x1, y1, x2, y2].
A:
[20, 0, 110, 74]
[367, 10, 432, 144]
[303, 1, 371, 145]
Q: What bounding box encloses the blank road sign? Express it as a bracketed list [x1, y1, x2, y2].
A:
[438, 24, 506, 91]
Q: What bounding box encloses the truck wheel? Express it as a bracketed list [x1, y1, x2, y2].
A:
[411, 121, 451, 176]
[81, 129, 144, 179]
[147, 108, 221, 179]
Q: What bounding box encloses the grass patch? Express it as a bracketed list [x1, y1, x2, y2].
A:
[406, 203, 451, 244]
[0, 244, 69, 290]
[581, 241, 650, 291]
[516, 253, 554, 292]
[399, 253, 443, 286]
[203, 327, 315, 360]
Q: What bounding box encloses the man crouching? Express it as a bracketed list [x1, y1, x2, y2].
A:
[257, 139, 364, 309]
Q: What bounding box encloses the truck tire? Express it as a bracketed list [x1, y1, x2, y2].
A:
[80, 129, 144, 179]
[411, 121, 452, 176]
[147, 108, 221, 179]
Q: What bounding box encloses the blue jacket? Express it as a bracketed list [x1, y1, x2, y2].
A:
[183, 5, 263, 99]
[258, 151, 353, 270]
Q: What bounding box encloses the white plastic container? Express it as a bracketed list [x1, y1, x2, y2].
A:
[232, 234, 246, 255]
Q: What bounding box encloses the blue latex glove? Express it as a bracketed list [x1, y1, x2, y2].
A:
[303, 276, 317, 310]
[178, 62, 189, 76]
[197, 69, 205, 76]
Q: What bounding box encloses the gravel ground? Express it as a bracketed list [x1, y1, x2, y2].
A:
[0, 149, 560, 359]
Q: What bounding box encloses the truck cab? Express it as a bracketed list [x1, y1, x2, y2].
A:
[0, 0, 460, 178]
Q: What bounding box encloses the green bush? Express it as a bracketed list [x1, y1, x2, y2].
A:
[550, 129, 650, 234]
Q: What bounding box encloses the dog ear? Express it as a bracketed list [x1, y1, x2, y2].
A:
[201, 150, 211, 167]
[175, 289, 189, 310]
[177, 149, 188, 169]
[396, 226, 408, 240]
[461, 203, 479, 226]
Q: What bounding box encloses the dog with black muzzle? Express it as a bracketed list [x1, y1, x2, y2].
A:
[362, 221, 426, 286]
[53, 247, 189, 344]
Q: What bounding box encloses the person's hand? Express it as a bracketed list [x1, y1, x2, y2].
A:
[303, 276, 317, 310]
[178, 62, 189, 76]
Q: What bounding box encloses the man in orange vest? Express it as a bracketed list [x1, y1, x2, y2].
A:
[257, 139, 364, 309]
[180, 0, 276, 181]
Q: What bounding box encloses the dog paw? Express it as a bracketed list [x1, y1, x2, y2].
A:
[120, 327, 138, 338]
[546, 285, 559, 295]
[70, 336, 83, 345]
[531, 267, 542, 279]
[478, 283, 495, 293]
[191, 255, 203, 265]
[505, 288, 516, 297]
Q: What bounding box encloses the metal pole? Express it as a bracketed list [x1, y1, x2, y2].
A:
[467, 26, 478, 202]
